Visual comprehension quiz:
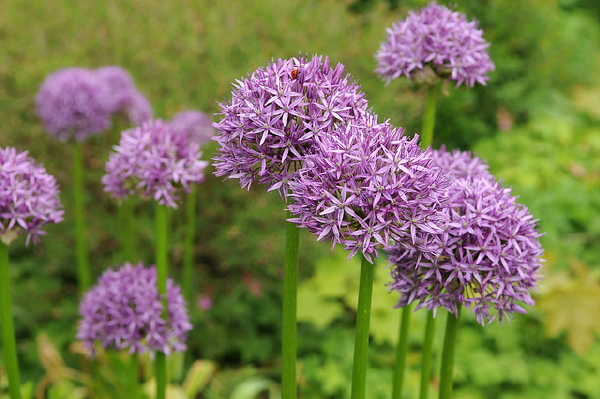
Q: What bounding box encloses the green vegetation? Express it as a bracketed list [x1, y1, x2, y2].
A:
[2, 0, 600, 397]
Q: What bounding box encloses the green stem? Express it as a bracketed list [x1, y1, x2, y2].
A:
[182, 186, 197, 304]
[350, 255, 375, 399]
[73, 141, 91, 292]
[155, 203, 168, 399]
[130, 352, 139, 399]
[282, 214, 299, 399]
[0, 242, 22, 399]
[439, 307, 461, 399]
[118, 198, 136, 263]
[420, 311, 436, 399]
[391, 304, 412, 399]
[421, 84, 438, 149]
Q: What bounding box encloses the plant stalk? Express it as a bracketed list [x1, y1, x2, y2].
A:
[155, 203, 168, 399]
[182, 185, 197, 304]
[73, 141, 91, 292]
[420, 310, 436, 399]
[350, 255, 375, 399]
[282, 214, 299, 399]
[421, 84, 438, 149]
[118, 198, 136, 263]
[439, 307, 461, 399]
[0, 242, 22, 399]
[392, 304, 412, 399]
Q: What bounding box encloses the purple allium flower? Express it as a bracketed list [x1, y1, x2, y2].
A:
[95, 66, 153, 126]
[287, 114, 448, 262]
[167, 111, 216, 145]
[431, 146, 493, 180]
[374, 2, 495, 87]
[102, 120, 208, 208]
[77, 262, 192, 356]
[0, 147, 64, 245]
[213, 54, 370, 194]
[388, 150, 543, 324]
[35, 67, 113, 141]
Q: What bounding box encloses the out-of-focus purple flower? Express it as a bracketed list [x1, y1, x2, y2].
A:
[35, 68, 113, 142]
[102, 120, 208, 208]
[197, 293, 213, 311]
[0, 147, 64, 245]
[375, 1, 495, 87]
[213, 54, 370, 195]
[431, 146, 492, 180]
[95, 66, 153, 125]
[167, 111, 215, 146]
[388, 150, 543, 324]
[77, 262, 192, 356]
[287, 114, 449, 262]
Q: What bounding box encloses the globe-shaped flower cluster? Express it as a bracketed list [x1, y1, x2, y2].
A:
[0, 147, 64, 245]
[213, 54, 369, 194]
[374, 1, 495, 87]
[288, 115, 449, 262]
[35, 68, 114, 142]
[167, 110, 215, 146]
[102, 120, 208, 208]
[77, 262, 192, 355]
[36, 66, 152, 142]
[388, 149, 543, 324]
[95, 66, 153, 126]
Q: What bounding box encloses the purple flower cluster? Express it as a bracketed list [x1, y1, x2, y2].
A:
[0, 147, 64, 245]
[102, 120, 208, 208]
[77, 262, 192, 355]
[388, 149, 543, 324]
[374, 1, 495, 87]
[213, 55, 369, 194]
[167, 110, 215, 146]
[35, 68, 113, 142]
[95, 66, 153, 125]
[288, 115, 448, 261]
[36, 66, 152, 142]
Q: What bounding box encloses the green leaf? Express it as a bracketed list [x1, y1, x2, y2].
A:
[538, 260, 600, 354]
[183, 360, 216, 397]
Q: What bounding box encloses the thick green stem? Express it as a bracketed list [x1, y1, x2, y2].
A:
[182, 186, 197, 304]
[420, 311, 436, 399]
[155, 203, 168, 399]
[439, 307, 461, 399]
[282, 215, 299, 399]
[391, 304, 412, 399]
[118, 198, 136, 263]
[0, 243, 22, 399]
[350, 256, 375, 399]
[421, 84, 438, 149]
[130, 352, 139, 399]
[73, 141, 91, 292]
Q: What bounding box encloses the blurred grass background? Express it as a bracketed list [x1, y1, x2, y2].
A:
[2, 0, 600, 397]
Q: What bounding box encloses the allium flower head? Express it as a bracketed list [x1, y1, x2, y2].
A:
[375, 1, 495, 87]
[0, 147, 64, 245]
[95, 66, 153, 125]
[213, 54, 370, 194]
[102, 120, 208, 208]
[431, 146, 492, 180]
[388, 150, 543, 324]
[288, 114, 448, 262]
[77, 262, 192, 355]
[167, 111, 216, 145]
[36, 67, 113, 141]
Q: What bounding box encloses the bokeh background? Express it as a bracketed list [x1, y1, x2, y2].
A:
[2, 0, 600, 397]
